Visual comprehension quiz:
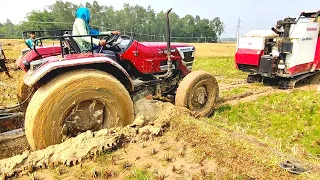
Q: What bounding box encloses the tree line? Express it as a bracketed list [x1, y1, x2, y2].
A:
[0, 1, 225, 42]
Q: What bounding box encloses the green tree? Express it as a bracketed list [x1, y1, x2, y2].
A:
[211, 17, 225, 42]
[49, 0, 78, 28]
[1, 0, 224, 42]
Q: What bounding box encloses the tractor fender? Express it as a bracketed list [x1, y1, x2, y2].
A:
[24, 56, 134, 92]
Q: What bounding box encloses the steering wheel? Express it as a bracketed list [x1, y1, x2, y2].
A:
[105, 34, 120, 45]
[119, 35, 131, 40]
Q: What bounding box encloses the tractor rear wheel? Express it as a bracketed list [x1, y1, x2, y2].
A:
[25, 69, 134, 150]
[175, 70, 219, 117]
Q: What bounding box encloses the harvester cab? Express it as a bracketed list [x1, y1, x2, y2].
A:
[1, 8, 219, 151]
[235, 10, 320, 89]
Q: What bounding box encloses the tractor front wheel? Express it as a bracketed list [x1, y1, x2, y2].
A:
[175, 70, 219, 117]
[25, 69, 134, 150]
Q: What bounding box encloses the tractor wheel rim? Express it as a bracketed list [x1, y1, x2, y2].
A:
[192, 86, 208, 108]
[62, 100, 105, 139]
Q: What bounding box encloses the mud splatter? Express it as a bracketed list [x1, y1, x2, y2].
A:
[0, 99, 190, 178]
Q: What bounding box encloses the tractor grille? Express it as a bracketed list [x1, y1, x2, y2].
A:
[177, 47, 195, 71]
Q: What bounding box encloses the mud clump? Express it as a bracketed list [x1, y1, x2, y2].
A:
[0, 99, 190, 178]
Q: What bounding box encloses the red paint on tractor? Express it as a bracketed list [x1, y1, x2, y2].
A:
[16, 46, 61, 71]
[17, 41, 192, 76]
[235, 48, 264, 67]
[120, 41, 192, 75]
[24, 55, 133, 90]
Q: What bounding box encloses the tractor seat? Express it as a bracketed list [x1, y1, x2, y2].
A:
[62, 35, 81, 54]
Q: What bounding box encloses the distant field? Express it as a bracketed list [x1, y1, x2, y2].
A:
[193, 43, 236, 58]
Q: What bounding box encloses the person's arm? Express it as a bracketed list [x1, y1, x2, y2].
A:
[75, 19, 101, 45]
[99, 31, 112, 35]
[100, 31, 121, 35]
[35, 40, 41, 47]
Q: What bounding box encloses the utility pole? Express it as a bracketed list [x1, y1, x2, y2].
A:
[235, 17, 243, 48]
[235, 17, 243, 38]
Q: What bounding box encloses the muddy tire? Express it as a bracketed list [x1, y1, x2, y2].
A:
[25, 69, 134, 150]
[311, 72, 320, 85]
[17, 71, 33, 111]
[175, 70, 219, 117]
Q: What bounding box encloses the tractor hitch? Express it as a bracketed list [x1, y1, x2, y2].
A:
[0, 112, 24, 120]
[0, 112, 24, 133]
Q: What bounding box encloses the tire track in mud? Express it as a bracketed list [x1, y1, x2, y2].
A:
[0, 100, 187, 178]
[217, 78, 247, 91]
[0, 81, 275, 159]
[217, 86, 282, 107]
[0, 129, 29, 160]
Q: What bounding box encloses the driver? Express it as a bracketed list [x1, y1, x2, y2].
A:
[72, 7, 120, 52]
[25, 32, 40, 48]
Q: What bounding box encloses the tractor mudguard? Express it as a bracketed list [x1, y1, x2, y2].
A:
[24, 56, 134, 92]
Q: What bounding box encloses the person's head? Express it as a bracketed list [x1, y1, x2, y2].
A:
[30, 32, 36, 39]
[76, 7, 91, 24]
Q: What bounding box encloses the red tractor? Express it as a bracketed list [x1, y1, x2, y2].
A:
[1, 9, 219, 150]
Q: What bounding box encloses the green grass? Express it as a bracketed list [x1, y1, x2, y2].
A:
[193, 56, 247, 79]
[221, 86, 249, 98]
[212, 90, 320, 156]
[126, 169, 154, 180]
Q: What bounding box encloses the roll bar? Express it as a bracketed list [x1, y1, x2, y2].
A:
[30, 33, 112, 57]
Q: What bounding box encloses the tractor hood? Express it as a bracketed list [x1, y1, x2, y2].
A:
[139, 42, 195, 60]
[140, 42, 193, 49]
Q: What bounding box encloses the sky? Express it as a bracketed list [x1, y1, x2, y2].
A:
[0, 0, 319, 37]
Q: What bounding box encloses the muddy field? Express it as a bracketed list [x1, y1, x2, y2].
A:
[0, 40, 320, 179]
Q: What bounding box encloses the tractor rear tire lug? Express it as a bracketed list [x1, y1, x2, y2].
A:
[25, 69, 134, 150]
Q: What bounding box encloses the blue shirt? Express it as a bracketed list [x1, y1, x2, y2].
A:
[25, 38, 38, 48]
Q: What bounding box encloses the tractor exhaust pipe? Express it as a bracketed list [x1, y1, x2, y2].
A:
[165, 8, 173, 74]
[154, 8, 173, 79]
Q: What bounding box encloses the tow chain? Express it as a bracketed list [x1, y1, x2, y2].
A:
[0, 88, 34, 120]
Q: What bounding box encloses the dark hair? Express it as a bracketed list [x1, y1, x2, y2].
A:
[30, 32, 36, 35]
